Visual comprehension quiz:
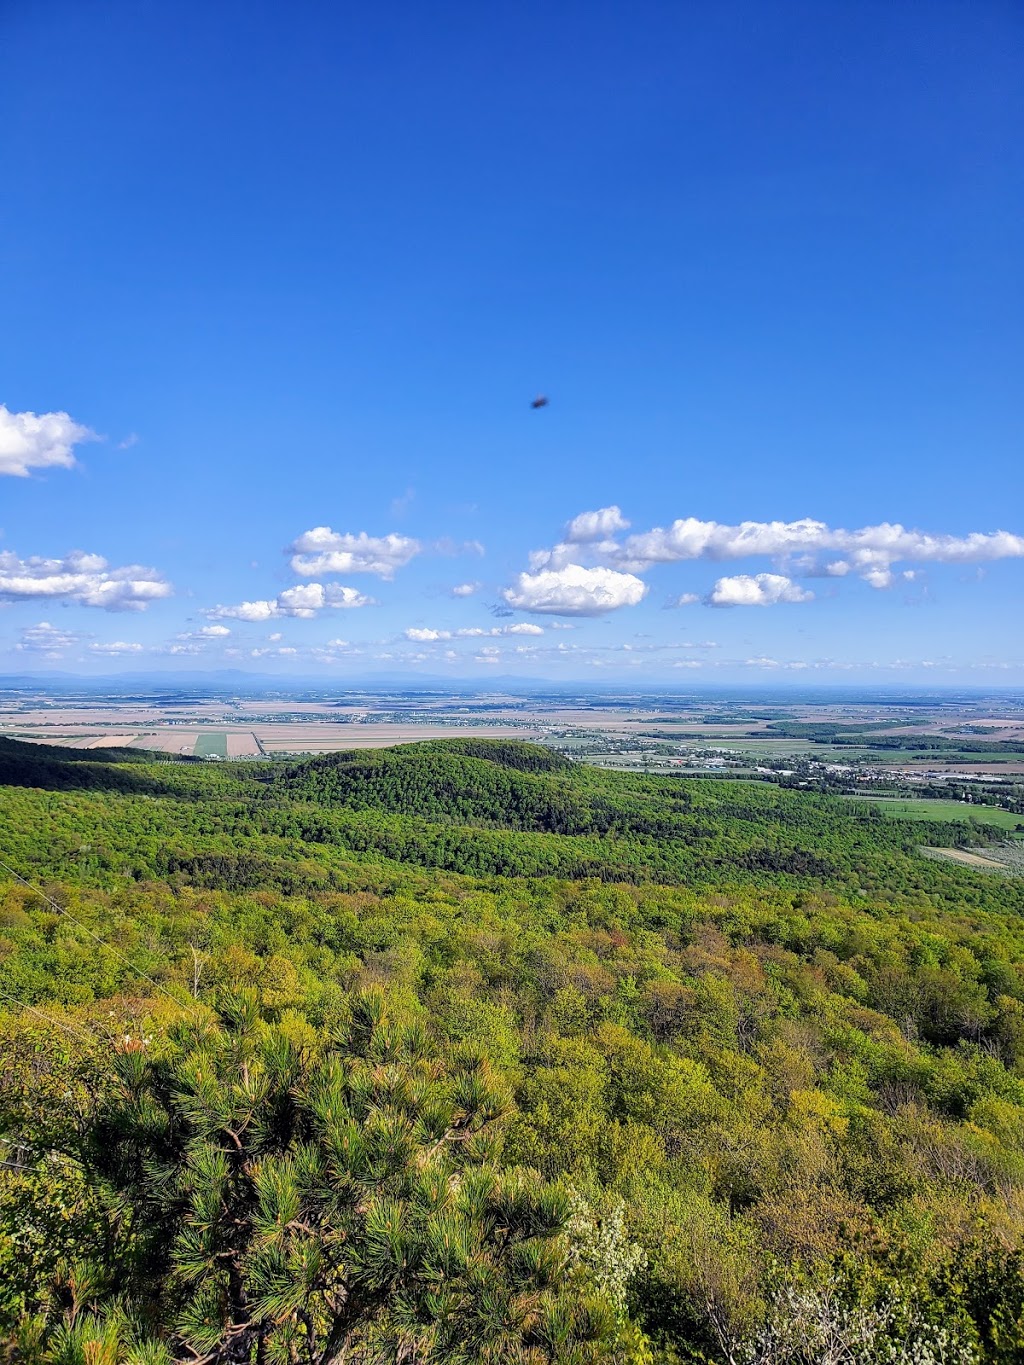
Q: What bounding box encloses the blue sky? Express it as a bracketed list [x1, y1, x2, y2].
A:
[1, 0, 1021, 683]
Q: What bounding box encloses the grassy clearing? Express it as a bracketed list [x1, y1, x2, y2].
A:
[194, 732, 228, 758]
[920, 847, 1019, 875]
[890, 750, 1024, 764]
[845, 795, 1024, 833]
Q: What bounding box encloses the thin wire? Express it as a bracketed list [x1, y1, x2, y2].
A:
[0, 1155, 76, 1174]
[0, 1157, 35, 1172]
[0, 854, 190, 1010]
[0, 985, 100, 1046]
[0, 1132, 86, 1172]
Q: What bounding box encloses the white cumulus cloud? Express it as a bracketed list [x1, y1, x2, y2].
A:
[451, 581, 480, 597]
[0, 549, 172, 611]
[616, 516, 1024, 586]
[706, 573, 814, 607]
[862, 566, 894, 590]
[502, 564, 648, 616]
[288, 528, 421, 578]
[564, 505, 630, 543]
[206, 600, 280, 622]
[0, 404, 97, 477]
[405, 627, 451, 642]
[206, 583, 375, 621]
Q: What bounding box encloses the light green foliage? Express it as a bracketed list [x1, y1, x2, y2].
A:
[1, 737, 1024, 1361]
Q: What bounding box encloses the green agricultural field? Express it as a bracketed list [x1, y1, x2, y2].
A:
[890, 750, 1024, 764]
[700, 739, 877, 760]
[193, 731, 228, 758]
[844, 794, 1024, 833]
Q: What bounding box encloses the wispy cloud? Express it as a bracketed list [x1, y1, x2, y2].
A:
[88, 640, 144, 656]
[15, 624, 145, 661]
[403, 623, 545, 642]
[390, 487, 415, 517]
[175, 624, 232, 643]
[15, 621, 86, 656]
[434, 537, 485, 558]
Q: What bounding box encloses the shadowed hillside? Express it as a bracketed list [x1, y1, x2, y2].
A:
[0, 734, 183, 795]
[271, 740, 592, 833]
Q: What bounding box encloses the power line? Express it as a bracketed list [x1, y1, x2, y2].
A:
[0, 985, 100, 1046]
[0, 1134, 86, 1173]
[0, 983, 149, 1057]
[0, 854, 190, 1011]
[0, 1138, 35, 1161]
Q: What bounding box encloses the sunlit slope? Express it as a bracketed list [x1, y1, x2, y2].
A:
[271, 740, 590, 830]
[0, 737, 1015, 915]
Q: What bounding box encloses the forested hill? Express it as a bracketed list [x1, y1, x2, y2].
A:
[3, 736, 1024, 1362]
[271, 739, 591, 831]
[260, 737, 1010, 895]
[0, 736, 1013, 900]
[0, 733, 173, 783]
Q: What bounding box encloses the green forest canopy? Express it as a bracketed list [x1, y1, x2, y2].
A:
[1, 736, 1023, 1363]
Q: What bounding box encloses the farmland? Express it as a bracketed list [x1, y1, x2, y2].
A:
[1, 683, 1023, 798]
[193, 732, 228, 758]
[843, 795, 1024, 833]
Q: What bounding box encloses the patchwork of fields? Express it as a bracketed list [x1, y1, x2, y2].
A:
[1, 689, 1023, 789]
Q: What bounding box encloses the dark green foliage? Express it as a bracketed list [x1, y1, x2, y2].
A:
[0, 736, 161, 768]
[1, 995, 614, 1365]
[0, 735, 185, 796]
[412, 739, 573, 772]
[273, 742, 589, 833]
[0, 736, 1008, 899]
